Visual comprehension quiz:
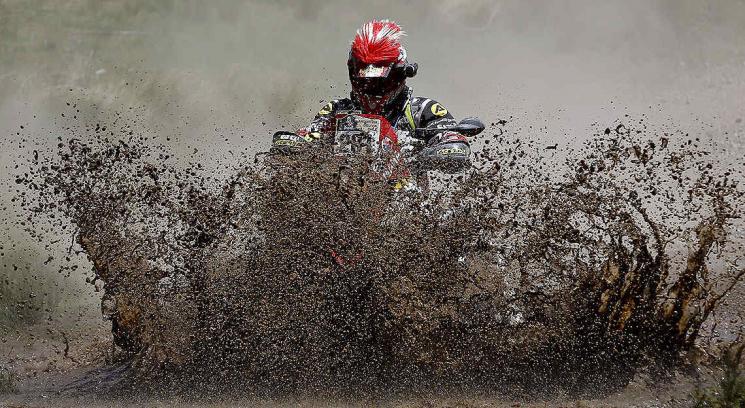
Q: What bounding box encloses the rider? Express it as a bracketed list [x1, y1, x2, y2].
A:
[277, 19, 471, 173]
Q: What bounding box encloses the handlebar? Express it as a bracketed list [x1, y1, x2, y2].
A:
[414, 117, 485, 137]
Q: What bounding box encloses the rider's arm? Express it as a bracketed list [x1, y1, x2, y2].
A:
[297, 100, 340, 141]
[415, 100, 471, 172]
[271, 100, 341, 154]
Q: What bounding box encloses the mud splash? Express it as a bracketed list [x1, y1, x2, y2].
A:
[16, 114, 745, 397]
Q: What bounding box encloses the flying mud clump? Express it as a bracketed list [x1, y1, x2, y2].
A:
[17, 117, 745, 397]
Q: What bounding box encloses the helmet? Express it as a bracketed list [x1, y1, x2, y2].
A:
[348, 20, 417, 114]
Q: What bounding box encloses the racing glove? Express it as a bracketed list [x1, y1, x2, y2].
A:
[416, 131, 471, 173]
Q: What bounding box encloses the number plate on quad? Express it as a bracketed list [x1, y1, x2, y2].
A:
[334, 114, 381, 155]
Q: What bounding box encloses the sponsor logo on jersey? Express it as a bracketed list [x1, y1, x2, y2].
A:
[430, 103, 448, 117]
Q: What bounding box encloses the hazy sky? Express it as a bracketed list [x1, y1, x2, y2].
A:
[2, 0, 744, 137]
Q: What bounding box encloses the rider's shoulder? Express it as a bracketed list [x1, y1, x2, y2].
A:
[316, 98, 355, 116]
[411, 96, 453, 122]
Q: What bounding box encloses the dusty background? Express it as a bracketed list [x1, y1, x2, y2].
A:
[1, 0, 744, 406]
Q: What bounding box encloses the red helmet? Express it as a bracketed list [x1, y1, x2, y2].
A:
[348, 20, 416, 114]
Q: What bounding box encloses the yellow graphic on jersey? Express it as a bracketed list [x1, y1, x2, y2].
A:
[431, 103, 448, 117]
[318, 102, 333, 115]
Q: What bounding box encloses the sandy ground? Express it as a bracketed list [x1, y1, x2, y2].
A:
[0, 323, 717, 408]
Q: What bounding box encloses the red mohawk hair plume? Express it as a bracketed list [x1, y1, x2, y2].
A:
[351, 19, 406, 65]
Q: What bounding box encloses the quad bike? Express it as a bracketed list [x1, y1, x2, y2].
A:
[271, 111, 484, 190]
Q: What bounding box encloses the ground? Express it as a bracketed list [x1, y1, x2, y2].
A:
[0, 322, 719, 407]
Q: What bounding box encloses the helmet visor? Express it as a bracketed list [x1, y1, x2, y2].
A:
[355, 64, 392, 78]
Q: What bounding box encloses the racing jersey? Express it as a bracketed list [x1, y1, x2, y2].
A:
[299, 87, 460, 145]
